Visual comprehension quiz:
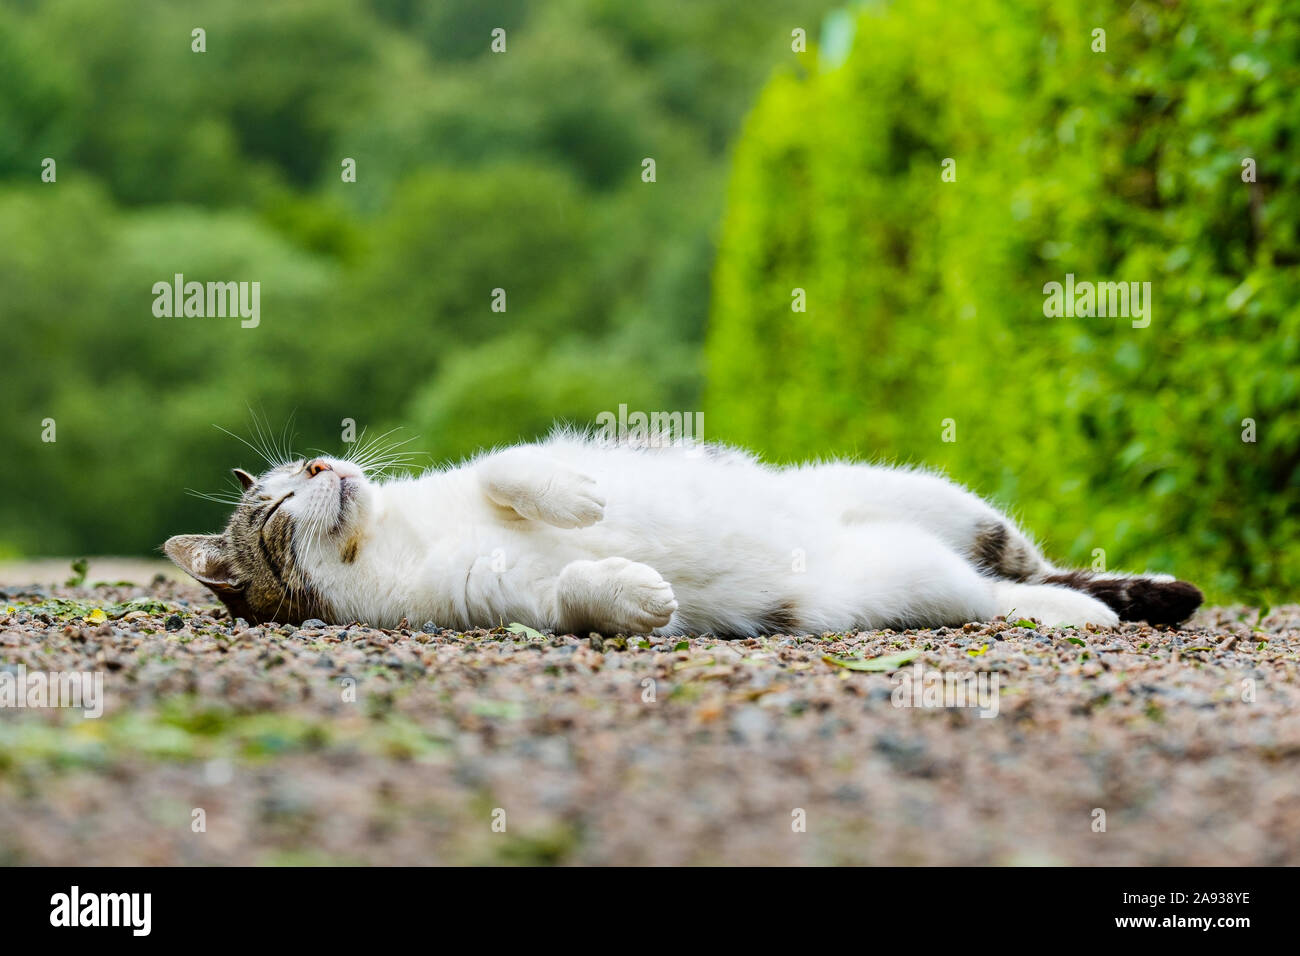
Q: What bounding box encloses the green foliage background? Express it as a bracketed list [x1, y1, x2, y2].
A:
[0, 0, 833, 555]
[708, 0, 1299, 601]
[1, 0, 1296, 602]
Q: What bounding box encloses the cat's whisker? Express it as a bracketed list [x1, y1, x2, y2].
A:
[247, 413, 274, 465]
[357, 455, 421, 477]
[356, 448, 416, 463]
[216, 421, 296, 471]
[351, 441, 429, 479]
[215, 424, 275, 467]
[349, 429, 416, 465]
[247, 410, 285, 468]
[355, 456, 415, 475]
[351, 425, 404, 454]
[355, 440, 418, 460]
[275, 411, 298, 466]
[344, 430, 387, 467]
[352, 449, 419, 475]
[185, 488, 245, 506]
[241, 407, 299, 470]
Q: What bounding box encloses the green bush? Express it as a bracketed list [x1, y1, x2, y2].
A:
[706, 0, 1300, 600]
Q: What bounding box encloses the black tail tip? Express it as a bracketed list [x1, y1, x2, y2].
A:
[1132, 579, 1204, 626]
[1043, 572, 1204, 626]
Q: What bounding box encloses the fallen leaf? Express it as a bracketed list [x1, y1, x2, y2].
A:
[505, 622, 544, 641]
[822, 649, 920, 672]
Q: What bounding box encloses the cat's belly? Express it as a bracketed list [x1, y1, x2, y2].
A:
[385, 467, 833, 632]
[482, 506, 821, 633]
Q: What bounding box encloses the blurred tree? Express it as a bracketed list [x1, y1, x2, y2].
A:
[0, 0, 838, 555]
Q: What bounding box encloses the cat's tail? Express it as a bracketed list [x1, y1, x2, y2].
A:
[1035, 569, 1203, 626]
[968, 519, 1203, 625]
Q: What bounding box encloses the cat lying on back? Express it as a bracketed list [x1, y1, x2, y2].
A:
[164, 430, 1203, 634]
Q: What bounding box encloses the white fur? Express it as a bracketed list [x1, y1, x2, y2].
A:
[274, 431, 1118, 634]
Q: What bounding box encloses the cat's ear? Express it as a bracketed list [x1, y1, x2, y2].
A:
[232, 468, 256, 491]
[163, 534, 239, 591]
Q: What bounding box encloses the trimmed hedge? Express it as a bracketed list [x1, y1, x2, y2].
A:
[706, 0, 1300, 600]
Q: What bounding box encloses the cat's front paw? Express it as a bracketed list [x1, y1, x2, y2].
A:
[527, 470, 606, 528]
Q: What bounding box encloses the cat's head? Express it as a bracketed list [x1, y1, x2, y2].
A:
[163, 456, 373, 625]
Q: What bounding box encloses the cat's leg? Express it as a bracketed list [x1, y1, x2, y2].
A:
[476, 447, 606, 529]
[991, 581, 1118, 628]
[801, 462, 1053, 580]
[804, 522, 1113, 630]
[801, 522, 1000, 630]
[802, 463, 1200, 623]
[554, 557, 678, 634]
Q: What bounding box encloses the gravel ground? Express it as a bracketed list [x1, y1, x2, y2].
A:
[1, 566, 1298, 866]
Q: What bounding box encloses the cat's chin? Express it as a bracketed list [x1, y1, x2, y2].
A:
[327, 476, 372, 546]
[332, 475, 358, 526]
[288, 470, 373, 562]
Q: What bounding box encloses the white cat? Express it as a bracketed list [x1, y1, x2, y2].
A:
[164, 429, 1202, 634]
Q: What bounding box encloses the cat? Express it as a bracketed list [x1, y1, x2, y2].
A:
[164, 429, 1203, 634]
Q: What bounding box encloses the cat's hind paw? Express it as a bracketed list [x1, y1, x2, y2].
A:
[612, 563, 679, 632]
[996, 582, 1119, 629]
[557, 557, 678, 634]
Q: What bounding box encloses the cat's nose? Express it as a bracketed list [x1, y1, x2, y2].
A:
[306, 459, 333, 478]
